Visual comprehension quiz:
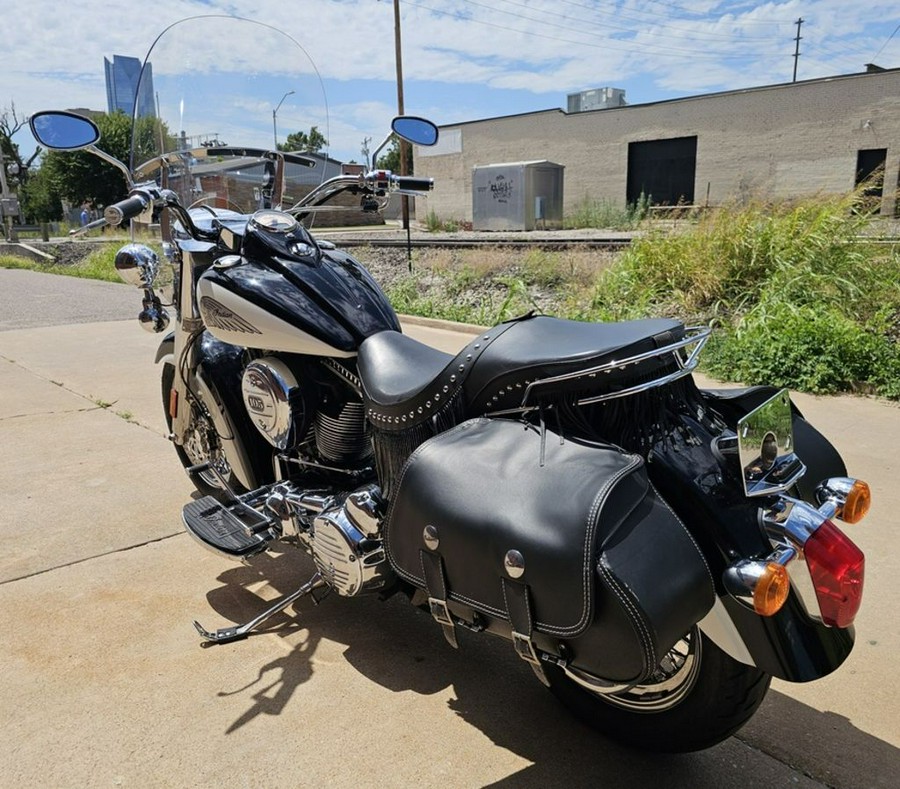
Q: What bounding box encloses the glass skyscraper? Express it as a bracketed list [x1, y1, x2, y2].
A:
[104, 55, 154, 118]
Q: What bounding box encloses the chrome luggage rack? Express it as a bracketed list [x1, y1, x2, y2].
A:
[489, 326, 711, 417]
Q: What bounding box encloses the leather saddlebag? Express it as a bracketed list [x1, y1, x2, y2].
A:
[385, 418, 715, 682]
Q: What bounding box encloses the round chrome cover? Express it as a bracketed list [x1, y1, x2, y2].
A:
[241, 358, 300, 449]
[114, 243, 159, 288]
[249, 210, 299, 234]
[312, 506, 391, 597]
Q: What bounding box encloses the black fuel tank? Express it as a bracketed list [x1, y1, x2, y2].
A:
[197, 221, 400, 356]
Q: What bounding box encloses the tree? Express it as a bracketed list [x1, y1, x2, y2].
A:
[1, 102, 41, 189]
[40, 111, 133, 207]
[18, 166, 61, 221]
[376, 137, 413, 174]
[131, 114, 177, 168]
[278, 125, 327, 154]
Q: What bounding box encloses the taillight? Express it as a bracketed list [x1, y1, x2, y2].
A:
[804, 519, 864, 628]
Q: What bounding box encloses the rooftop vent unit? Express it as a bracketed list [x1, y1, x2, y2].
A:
[567, 87, 627, 113]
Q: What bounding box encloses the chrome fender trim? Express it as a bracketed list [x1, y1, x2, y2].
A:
[697, 597, 756, 667]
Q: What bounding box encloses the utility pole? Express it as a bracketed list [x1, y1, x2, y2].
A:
[792, 18, 804, 82]
[393, 0, 410, 231]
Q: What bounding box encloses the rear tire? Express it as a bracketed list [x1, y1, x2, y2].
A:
[547, 627, 770, 753]
[161, 362, 244, 499]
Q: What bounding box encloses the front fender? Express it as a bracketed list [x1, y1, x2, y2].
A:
[156, 331, 274, 489]
[155, 332, 174, 364]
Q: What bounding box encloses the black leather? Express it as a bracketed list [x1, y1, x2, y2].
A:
[385, 418, 715, 682]
[463, 315, 684, 411]
[359, 315, 684, 428]
[357, 331, 453, 405]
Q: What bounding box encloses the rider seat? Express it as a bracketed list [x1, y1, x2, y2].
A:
[357, 315, 685, 428]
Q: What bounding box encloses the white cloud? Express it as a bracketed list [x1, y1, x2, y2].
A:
[2, 0, 898, 162]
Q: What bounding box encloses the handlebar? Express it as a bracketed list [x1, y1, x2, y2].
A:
[392, 175, 434, 192]
[103, 193, 151, 227]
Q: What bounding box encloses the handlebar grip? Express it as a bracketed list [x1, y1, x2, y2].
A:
[393, 176, 434, 192]
[103, 194, 150, 226]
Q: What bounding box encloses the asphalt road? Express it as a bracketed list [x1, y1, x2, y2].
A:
[0, 267, 138, 331]
[0, 268, 897, 788]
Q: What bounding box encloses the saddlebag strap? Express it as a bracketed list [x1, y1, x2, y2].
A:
[420, 549, 458, 649]
[502, 578, 550, 687]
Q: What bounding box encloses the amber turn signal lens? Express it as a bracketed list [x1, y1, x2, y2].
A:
[168, 387, 179, 420]
[752, 562, 791, 617]
[841, 480, 871, 524]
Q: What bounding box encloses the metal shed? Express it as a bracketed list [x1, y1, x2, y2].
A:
[472, 160, 564, 231]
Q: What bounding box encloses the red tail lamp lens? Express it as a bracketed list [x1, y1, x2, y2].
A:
[804, 519, 865, 628]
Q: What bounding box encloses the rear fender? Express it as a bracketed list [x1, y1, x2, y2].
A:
[652, 395, 855, 682]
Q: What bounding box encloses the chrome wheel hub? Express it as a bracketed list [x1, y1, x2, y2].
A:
[600, 628, 702, 713]
[182, 406, 232, 488]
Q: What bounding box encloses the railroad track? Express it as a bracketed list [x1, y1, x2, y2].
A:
[318, 235, 633, 251]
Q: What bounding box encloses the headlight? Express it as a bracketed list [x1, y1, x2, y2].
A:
[114, 243, 159, 288]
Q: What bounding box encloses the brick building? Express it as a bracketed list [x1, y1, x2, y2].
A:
[415, 68, 900, 224]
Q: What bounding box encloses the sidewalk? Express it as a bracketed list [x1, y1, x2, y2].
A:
[0, 273, 897, 787]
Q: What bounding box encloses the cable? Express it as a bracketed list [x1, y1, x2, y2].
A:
[404, 0, 787, 61]
[871, 22, 900, 62]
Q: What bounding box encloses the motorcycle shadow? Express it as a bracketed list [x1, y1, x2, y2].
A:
[203, 548, 896, 788]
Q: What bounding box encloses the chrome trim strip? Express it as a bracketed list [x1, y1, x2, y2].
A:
[697, 597, 756, 666]
[520, 326, 711, 408]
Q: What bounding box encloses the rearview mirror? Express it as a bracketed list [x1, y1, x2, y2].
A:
[391, 116, 439, 147]
[30, 111, 101, 150]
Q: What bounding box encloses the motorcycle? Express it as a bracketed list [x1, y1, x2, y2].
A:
[30, 16, 871, 753]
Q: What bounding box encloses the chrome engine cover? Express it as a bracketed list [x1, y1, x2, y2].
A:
[241, 358, 302, 449]
[311, 487, 393, 596]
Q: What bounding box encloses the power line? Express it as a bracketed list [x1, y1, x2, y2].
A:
[871, 22, 900, 61]
[442, 0, 785, 59]
[557, 0, 789, 35]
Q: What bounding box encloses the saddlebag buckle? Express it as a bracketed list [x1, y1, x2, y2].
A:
[428, 597, 454, 627]
[512, 631, 541, 666]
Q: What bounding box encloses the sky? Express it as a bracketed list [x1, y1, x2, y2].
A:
[2, 0, 899, 165]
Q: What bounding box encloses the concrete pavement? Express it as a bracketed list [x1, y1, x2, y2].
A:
[0, 269, 897, 788]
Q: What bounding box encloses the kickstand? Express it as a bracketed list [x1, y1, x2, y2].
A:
[194, 573, 327, 644]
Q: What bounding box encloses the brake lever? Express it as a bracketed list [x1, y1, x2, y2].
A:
[68, 217, 110, 236]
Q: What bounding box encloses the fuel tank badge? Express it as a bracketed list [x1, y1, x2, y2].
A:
[199, 296, 262, 335]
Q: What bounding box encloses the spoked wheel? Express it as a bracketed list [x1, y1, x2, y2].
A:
[547, 627, 771, 753]
[161, 362, 243, 498]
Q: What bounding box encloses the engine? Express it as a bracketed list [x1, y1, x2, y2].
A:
[309, 486, 394, 596]
[241, 357, 373, 466]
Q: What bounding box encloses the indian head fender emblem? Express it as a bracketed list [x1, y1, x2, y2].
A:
[200, 296, 262, 335]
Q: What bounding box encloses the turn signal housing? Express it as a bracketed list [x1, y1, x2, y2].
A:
[815, 477, 871, 524]
[753, 562, 792, 617]
[841, 480, 871, 524]
[723, 552, 794, 617]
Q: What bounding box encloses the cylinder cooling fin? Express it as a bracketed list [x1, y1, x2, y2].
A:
[315, 401, 373, 464]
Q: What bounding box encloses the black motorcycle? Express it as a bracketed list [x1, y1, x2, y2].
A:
[30, 15, 871, 753]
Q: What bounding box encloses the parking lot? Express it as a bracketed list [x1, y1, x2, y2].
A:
[1, 268, 897, 788]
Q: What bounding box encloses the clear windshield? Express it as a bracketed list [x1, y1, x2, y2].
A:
[129, 15, 328, 214]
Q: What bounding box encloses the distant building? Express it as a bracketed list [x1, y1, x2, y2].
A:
[104, 55, 155, 118]
[418, 68, 900, 221]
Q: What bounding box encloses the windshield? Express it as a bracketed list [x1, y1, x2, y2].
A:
[129, 15, 328, 215]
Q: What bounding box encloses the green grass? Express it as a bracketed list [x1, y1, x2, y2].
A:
[0, 243, 164, 284]
[587, 191, 900, 398]
[563, 193, 650, 230]
[1, 246, 124, 283]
